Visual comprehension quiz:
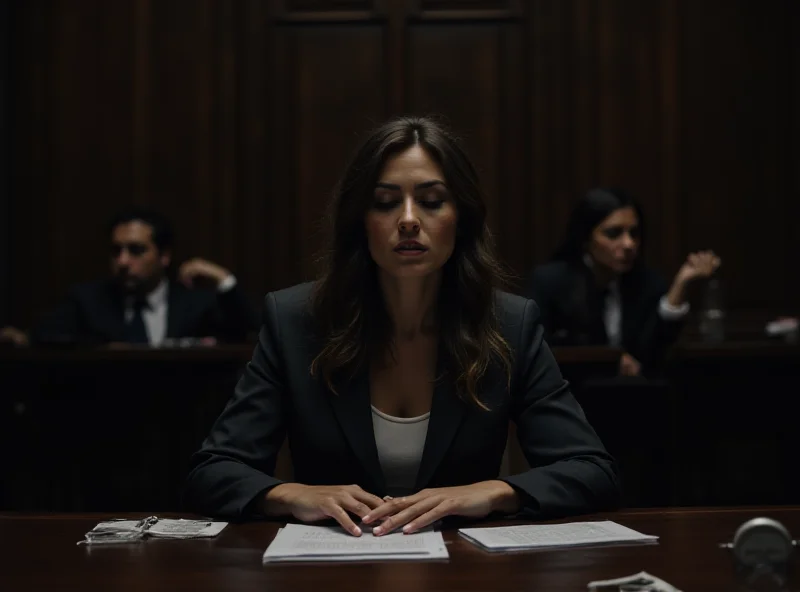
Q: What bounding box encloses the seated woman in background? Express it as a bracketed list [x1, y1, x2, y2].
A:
[526, 188, 720, 376]
[185, 116, 619, 535]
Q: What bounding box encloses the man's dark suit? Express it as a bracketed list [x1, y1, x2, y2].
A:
[184, 282, 620, 521]
[30, 279, 259, 345]
[526, 261, 684, 373]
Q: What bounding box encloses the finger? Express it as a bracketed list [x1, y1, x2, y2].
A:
[403, 501, 456, 534]
[348, 487, 385, 510]
[338, 494, 374, 520]
[373, 497, 439, 536]
[323, 502, 362, 536]
[362, 495, 414, 524]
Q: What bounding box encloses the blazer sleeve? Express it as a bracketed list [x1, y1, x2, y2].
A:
[184, 292, 288, 519]
[500, 299, 621, 518]
[628, 273, 685, 374]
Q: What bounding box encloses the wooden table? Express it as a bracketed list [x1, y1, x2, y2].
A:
[4, 507, 800, 591]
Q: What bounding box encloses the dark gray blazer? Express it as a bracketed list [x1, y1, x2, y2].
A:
[184, 282, 620, 521]
[30, 278, 259, 345]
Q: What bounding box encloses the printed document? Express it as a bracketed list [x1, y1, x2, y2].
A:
[458, 521, 658, 551]
[263, 524, 449, 563]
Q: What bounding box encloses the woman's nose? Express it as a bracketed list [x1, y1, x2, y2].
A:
[398, 200, 420, 233]
[621, 233, 635, 249]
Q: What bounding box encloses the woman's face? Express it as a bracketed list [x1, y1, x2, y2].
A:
[587, 206, 640, 275]
[365, 145, 459, 279]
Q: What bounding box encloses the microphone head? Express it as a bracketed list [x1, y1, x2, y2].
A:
[731, 517, 795, 568]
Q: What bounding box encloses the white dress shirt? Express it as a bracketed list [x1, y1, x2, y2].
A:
[124, 275, 237, 346]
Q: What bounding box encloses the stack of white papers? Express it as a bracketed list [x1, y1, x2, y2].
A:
[263, 524, 449, 563]
[458, 520, 658, 552]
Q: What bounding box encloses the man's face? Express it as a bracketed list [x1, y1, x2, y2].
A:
[110, 221, 170, 294]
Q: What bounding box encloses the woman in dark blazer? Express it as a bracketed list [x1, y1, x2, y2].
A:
[526, 188, 720, 376]
[185, 117, 620, 536]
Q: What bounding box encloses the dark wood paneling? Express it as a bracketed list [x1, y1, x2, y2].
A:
[413, 0, 522, 20]
[12, 1, 136, 327]
[681, 0, 797, 313]
[0, 0, 10, 324]
[276, 0, 384, 21]
[528, 0, 680, 274]
[271, 24, 387, 284]
[407, 21, 526, 281]
[7, 0, 800, 329]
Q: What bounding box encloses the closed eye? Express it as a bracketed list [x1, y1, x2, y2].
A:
[372, 200, 399, 211]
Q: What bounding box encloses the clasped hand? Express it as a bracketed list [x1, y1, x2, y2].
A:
[267, 481, 519, 537]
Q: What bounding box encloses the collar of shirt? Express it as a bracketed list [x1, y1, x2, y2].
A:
[583, 253, 622, 346]
[125, 278, 169, 311]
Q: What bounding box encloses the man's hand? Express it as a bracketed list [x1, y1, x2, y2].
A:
[177, 258, 232, 289]
[264, 483, 385, 537]
[361, 481, 521, 536]
[0, 326, 29, 347]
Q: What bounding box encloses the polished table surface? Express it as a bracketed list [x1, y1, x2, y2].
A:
[4, 507, 800, 591]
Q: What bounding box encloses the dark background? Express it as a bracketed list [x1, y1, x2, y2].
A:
[6, 0, 800, 329]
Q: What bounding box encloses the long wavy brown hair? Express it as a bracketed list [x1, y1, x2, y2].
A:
[310, 115, 513, 409]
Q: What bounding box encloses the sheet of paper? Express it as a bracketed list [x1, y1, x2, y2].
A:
[458, 521, 658, 551]
[263, 524, 449, 563]
[147, 519, 228, 538]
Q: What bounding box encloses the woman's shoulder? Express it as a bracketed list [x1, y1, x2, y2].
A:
[263, 281, 317, 326]
[493, 289, 540, 339]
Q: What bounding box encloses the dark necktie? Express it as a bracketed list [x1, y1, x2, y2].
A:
[123, 298, 149, 344]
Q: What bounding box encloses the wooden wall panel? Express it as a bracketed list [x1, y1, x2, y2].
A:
[407, 21, 525, 278]
[11, 1, 137, 325]
[7, 0, 800, 329]
[271, 24, 387, 284]
[681, 0, 797, 313]
[528, 0, 680, 275]
[0, 0, 10, 324]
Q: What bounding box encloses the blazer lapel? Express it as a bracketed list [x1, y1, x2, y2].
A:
[414, 363, 467, 490]
[104, 281, 129, 342]
[328, 370, 386, 495]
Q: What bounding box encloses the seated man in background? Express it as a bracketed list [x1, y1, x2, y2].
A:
[0, 208, 259, 347]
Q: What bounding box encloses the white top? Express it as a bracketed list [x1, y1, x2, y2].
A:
[371, 406, 430, 497]
[123, 275, 237, 346]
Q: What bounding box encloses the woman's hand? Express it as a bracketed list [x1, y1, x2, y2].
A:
[264, 483, 385, 536]
[361, 481, 521, 536]
[675, 250, 721, 285]
[666, 250, 722, 307]
[667, 251, 722, 307]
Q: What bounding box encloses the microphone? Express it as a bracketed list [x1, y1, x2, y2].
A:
[720, 517, 797, 586]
